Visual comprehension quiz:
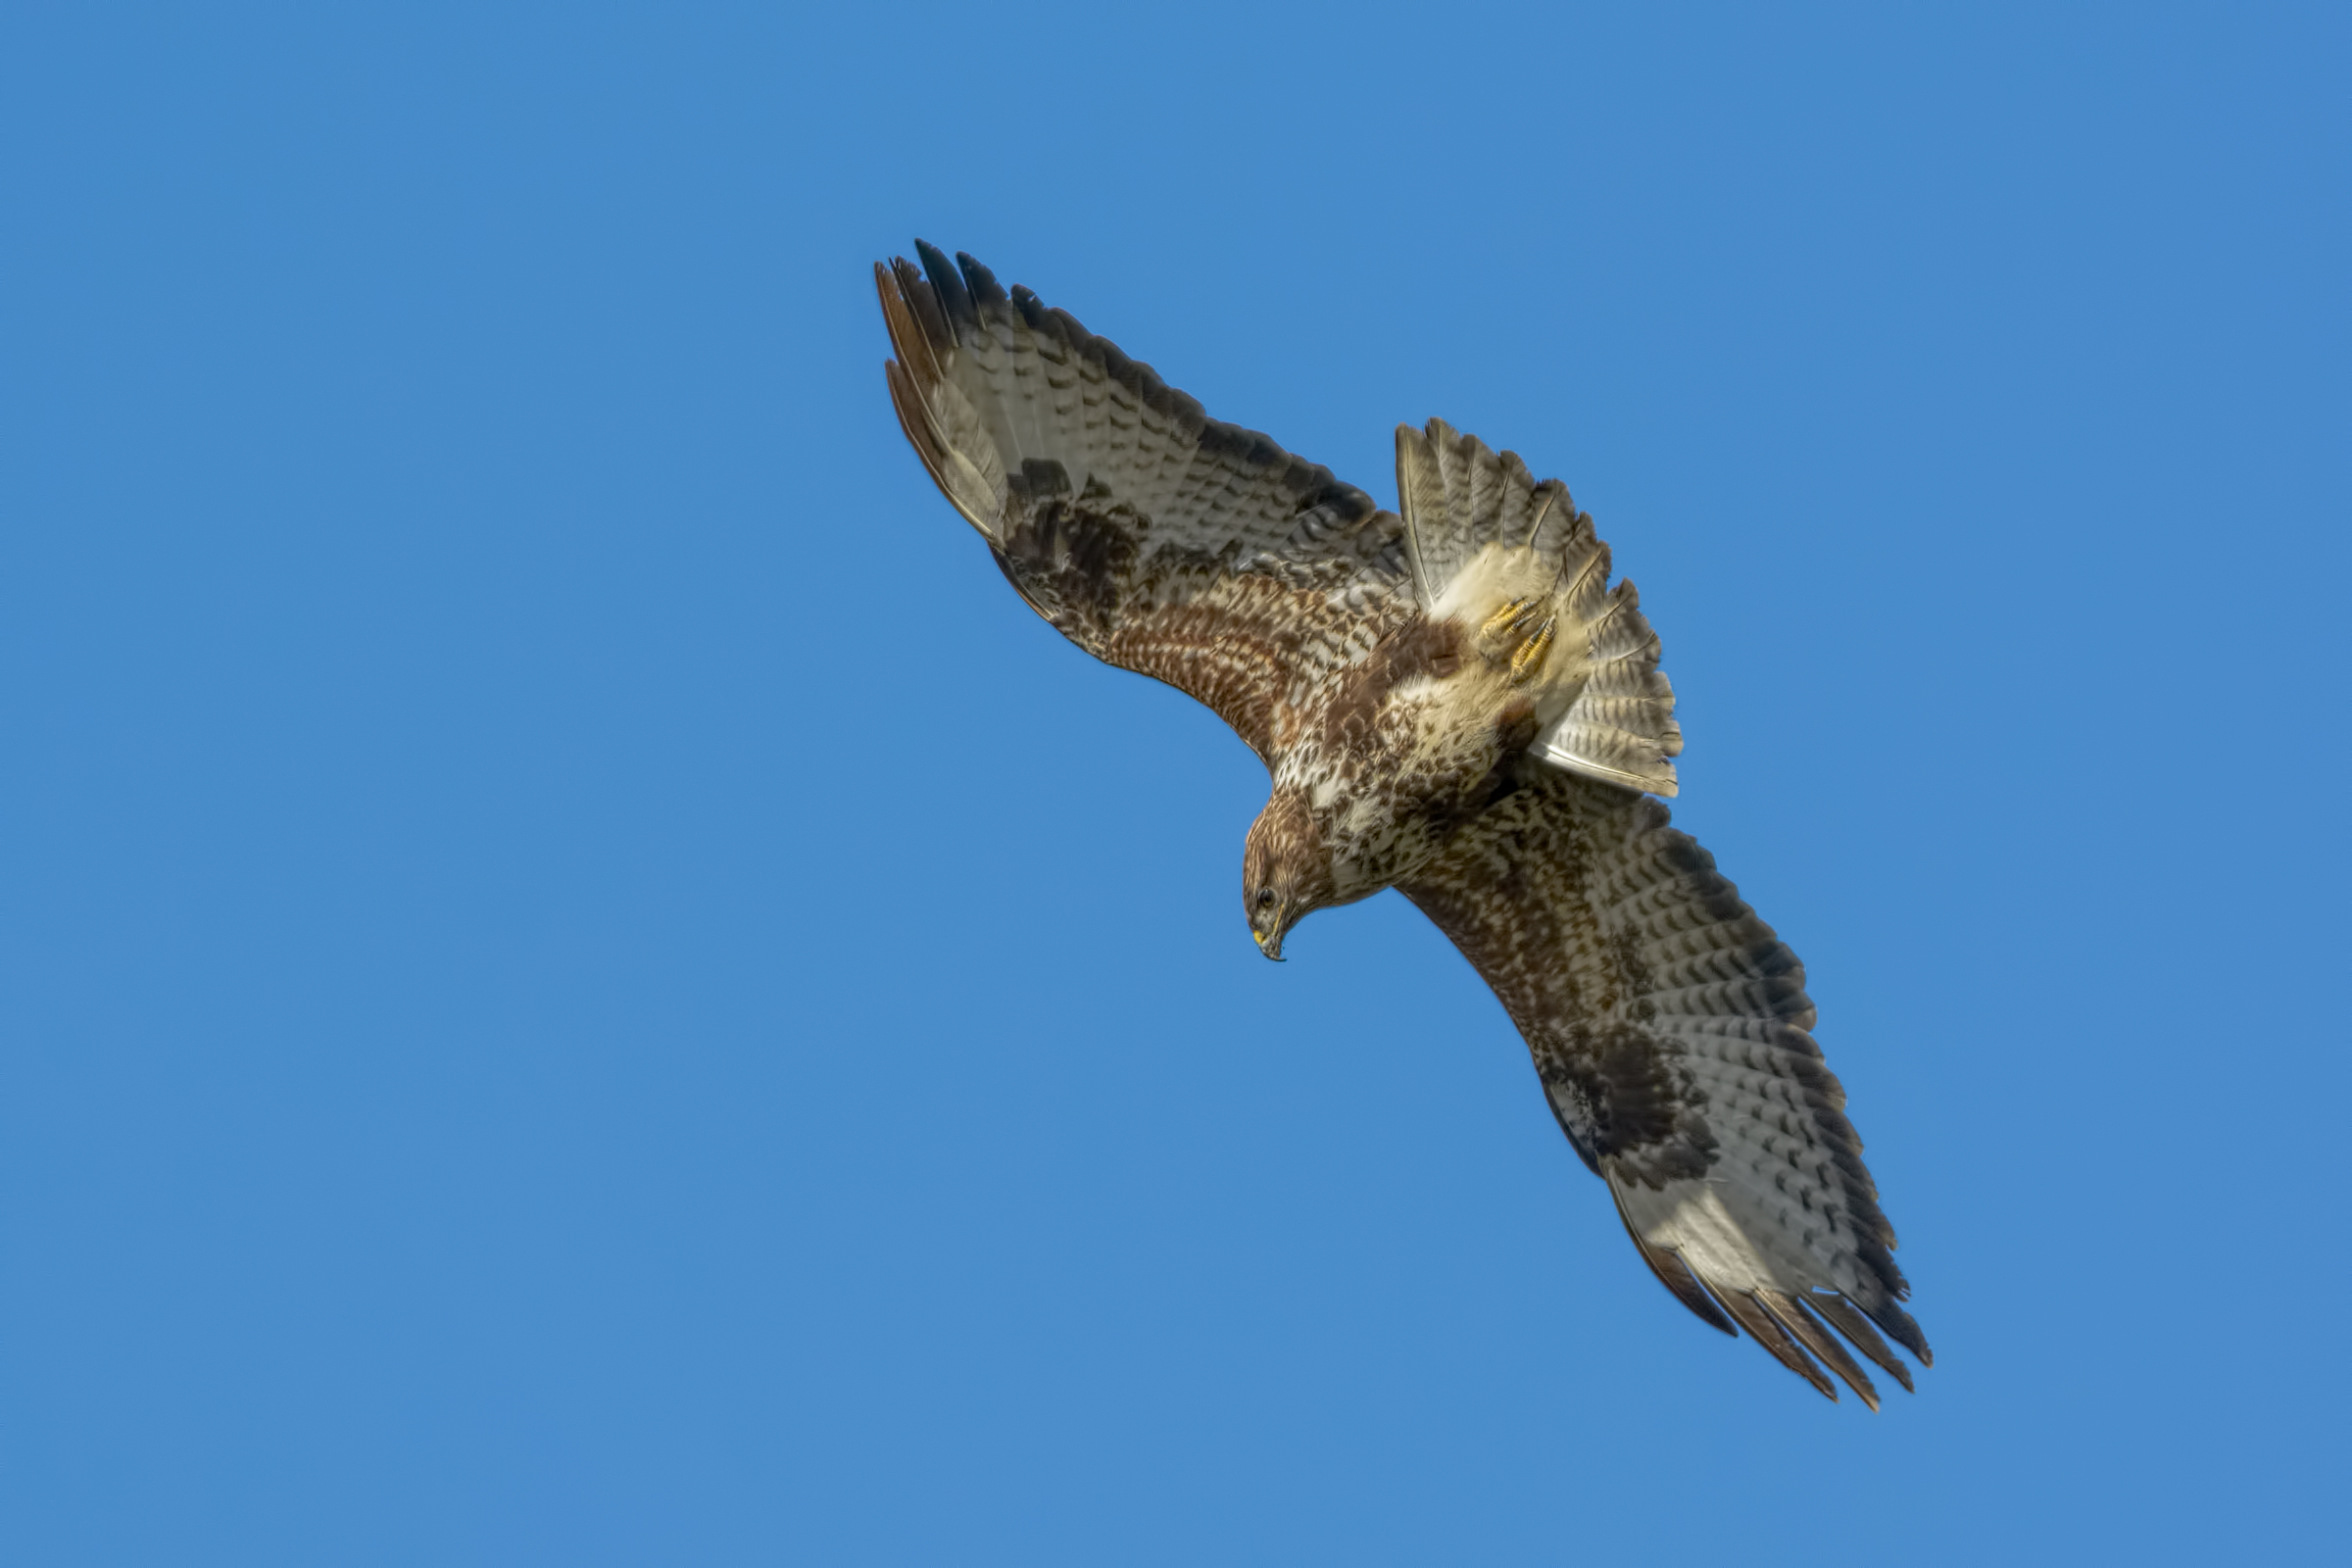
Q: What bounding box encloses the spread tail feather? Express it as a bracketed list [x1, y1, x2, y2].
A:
[1395, 419, 1683, 796]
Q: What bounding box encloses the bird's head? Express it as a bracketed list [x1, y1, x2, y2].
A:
[1242, 787, 1333, 962]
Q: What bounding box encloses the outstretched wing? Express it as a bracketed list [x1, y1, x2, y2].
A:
[1399, 763, 1931, 1406]
[878, 243, 1414, 758]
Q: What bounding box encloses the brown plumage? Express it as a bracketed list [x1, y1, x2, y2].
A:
[877, 242, 1930, 1404]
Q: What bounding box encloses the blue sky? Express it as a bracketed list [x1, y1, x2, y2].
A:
[4, 3, 2346, 1562]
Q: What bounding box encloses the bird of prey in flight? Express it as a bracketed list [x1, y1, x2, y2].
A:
[876, 242, 1930, 1405]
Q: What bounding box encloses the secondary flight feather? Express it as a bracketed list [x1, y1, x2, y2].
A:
[876, 242, 1930, 1406]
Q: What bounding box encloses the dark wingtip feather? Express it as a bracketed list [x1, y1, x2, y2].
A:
[1763, 1291, 1882, 1411]
[956, 250, 1009, 313]
[1866, 1294, 1933, 1367]
[1811, 1294, 1920, 1393]
[1711, 1286, 1838, 1402]
[912, 239, 972, 325]
[890, 256, 954, 367]
[1009, 283, 1059, 337]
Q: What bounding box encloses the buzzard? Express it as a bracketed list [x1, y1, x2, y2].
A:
[876, 243, 1931, 1406]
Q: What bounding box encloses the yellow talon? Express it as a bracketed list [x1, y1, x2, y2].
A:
[1482, 597, 1538, 638]
[1511, 616, 1556, 683]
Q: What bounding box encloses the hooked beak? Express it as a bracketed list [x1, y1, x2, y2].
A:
[1252, 921, 1286, 962]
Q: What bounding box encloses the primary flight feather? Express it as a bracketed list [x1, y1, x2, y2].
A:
[876, 242, 1930, 1406]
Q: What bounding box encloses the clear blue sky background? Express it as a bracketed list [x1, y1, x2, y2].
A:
[5, 3, 2347, 1562]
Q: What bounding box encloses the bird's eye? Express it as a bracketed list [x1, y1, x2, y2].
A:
[1256, 889, 1275, 907]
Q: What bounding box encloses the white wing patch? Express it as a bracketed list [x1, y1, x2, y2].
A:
[1613, 1178, 1788, 1294]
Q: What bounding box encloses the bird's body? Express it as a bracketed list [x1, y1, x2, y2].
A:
[877, 243, 1930, 1406]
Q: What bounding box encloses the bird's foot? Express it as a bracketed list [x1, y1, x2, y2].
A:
[1510, 617, 1556, 684]
[1482, 596, 1542, 639]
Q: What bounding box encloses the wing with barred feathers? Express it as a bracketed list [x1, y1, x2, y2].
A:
[1398, 762, 1931, 1407]
[877, 243, 1414, 758]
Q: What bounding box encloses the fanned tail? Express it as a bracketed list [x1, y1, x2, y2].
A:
[1394, 419, 1682, 797]
[1396, 417, 1584, 600]
[1533, 569, 1682, 795]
